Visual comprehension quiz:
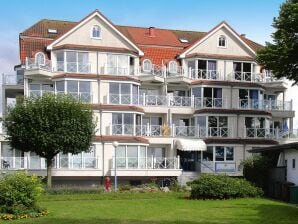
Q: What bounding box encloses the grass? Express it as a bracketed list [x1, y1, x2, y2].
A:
[2, 192, 298, 224]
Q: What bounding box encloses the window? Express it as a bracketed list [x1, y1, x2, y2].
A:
[109, 83, 139, 104]
[293, 159, 296, 169]
[203, 146, 213, 161]
[56, 51, 89, 73]
[215, 146, 234, 161]
[107, 54, 129, 75]
[142, 59, 152, 72]
[112, 113, 134, 135]
[218, 35, 226, 47]
[55, 81, 91, 102]
[91, 25, 101, 39]
[233, 62, 252, 81]
[35, 52, 45, 65]
[168, 61, 178, 74]
[115, 145, 148, 169]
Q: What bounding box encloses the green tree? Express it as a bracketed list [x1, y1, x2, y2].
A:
[257, 0, 298, 83]
[3, 94, 96, 188]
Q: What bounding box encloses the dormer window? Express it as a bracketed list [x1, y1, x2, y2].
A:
[35, 52, 45, 65]
[218, 35, 226, 48]
[91, 25, 101, 39]
[143, 59, 152, 72]
[168, 61, 178, 74]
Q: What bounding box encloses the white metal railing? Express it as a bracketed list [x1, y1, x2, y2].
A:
[194, 97, 226, 108]
[228, 72, 262, 82]
[113, 157, 180, 169]
[239, 99, 293, 111]
[189, 69, 220, 80]
[2, 74, 24, 85]
[0, 156, 99, 170]
[0, 157, 27, 169]
[107, 94, 226, 108]
[167, 66, 184, 77]
[105, 65, 129, 76]
[26, 58, 52, 71]
[245, 128, 272, 138]
[139, 64, 166, 77]
[29, 91, 92, 103]
[55, 61, 91, 73]
[174, 126, 230, 138]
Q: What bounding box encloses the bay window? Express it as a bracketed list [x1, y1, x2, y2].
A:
[233, 62, 252, 81]
[245, 117, 270, 138]
[115, 145, 148, 169]
[196, 116, 229, 137]
[109, 83, 139, 104]
[192, 87, 223, 108]
[107, 54, 129, 75]
[55, 81, 91, 103]
[239, 89, 261, 109]
[188, 59, 217, 79]
[112, 113, 135, 135]
[29, 83, 54, 97]
[55, 51, 90, 73]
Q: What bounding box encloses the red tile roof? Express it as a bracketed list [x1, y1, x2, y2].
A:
[140, 46, 182, 65]
[19, 17, 264, 66]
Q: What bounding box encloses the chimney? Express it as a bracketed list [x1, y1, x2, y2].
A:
[240, 34, 246, 37]
[149, 27, 155, 37]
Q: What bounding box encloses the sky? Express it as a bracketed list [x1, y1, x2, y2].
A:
[1, 0, 297, 127]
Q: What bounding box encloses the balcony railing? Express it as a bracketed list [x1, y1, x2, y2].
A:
[113, 157, 180, 169]
[1, 156, 99, 170]
[174, 126, 230, 138]
[29, 91, 92, 103]
[108, 94, 227, 108]
[2, 74, 24, 85]
[26, 58, 52, 72]
[239, 99, 293, 111]
[189, 69, 220, 80]
[139, 65, 165, 77]
[54, 61, 91, 73]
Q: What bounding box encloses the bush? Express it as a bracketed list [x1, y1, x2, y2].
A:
[45, 185, 102, 195]
[189, 174, 263, 200]
[242, 154, 278, 191]
[0, 172, 44, 215]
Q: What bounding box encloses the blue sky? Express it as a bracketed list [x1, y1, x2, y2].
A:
[0, 0, 284, 73]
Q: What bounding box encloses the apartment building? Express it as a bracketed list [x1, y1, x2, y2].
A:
[0, 10, 296, 185]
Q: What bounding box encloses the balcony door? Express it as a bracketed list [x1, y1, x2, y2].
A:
[203, 87, 222, 107]
[233, 62, 252, 81]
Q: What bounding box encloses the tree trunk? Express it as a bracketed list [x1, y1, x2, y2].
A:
[46, 160, 52, 188]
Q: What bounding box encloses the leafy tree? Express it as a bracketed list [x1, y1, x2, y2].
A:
[257, 0, 298, 83]
[3, 94, 96, 188]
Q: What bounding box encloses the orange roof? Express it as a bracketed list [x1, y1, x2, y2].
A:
[19, 15, 264, 66]
[140, 46, 182, 65]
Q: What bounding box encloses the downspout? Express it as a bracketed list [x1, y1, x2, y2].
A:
[101, 141, 105, 184]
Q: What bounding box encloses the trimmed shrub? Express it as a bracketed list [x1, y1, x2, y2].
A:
[189, 174, 263, 199]
[45, 185, 102, 195]
[0, 172, 44, 215]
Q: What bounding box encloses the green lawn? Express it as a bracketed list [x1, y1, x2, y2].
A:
[2, 193, 298, 224]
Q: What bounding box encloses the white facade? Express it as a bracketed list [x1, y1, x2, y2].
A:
[285, 149, 298, 185]
[0, 10, 296, 185]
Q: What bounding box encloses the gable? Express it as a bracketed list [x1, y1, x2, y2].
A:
[186, 26, 255, 58]
[52, 16, 137, 51]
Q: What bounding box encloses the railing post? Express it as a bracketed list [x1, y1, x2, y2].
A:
[172, 124, 176, 137]
[177, 155, 180, 169]
[244, 126, 247, 138]
[290, 99, 293, 111]
[151, 156, 154, 169]
[276, 127, 280, 139]
[164, 158, 167, 168]
[191, 95, 194, 108]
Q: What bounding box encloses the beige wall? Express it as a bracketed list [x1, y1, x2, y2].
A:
[186, 27, 254, 58]
[54, 16, 135, 51]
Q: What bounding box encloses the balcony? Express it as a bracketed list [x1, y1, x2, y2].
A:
[2, 74, 24, 86]
[188, 69, 221, 80]
[108, 94, 227, 108]
[0, 156, 100, 170]
[54, 61, 91, 73]
[239, 99, 293, 111]
[110, 124, 231, 138]
[29, 91, 92, 103]
[26, 58, 52, 72]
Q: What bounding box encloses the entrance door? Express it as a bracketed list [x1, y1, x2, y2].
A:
[177, 150, 198, 171]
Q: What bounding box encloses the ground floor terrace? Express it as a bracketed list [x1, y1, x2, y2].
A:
[0, 138, 279, 185]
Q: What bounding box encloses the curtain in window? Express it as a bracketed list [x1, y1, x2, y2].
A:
[208, 61, 217, 79]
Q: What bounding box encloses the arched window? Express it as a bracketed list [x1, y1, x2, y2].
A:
[91, 25, 101, 39]
[143, 59, 152, 72]
[35, 52, 45, 65]
[218, 35, 226, 47]
[168, 61, 177, 73]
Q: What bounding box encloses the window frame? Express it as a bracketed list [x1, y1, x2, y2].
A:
[35, 52, 45, 65]
[142, 59, 152, 72]
[218, 35, 227, 48]
[90, 25, 102, 39]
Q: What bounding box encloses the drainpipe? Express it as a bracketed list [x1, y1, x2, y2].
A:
[101, 141, 105, 184]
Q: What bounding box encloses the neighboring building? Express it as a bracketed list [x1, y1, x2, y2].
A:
[0, 10, 296, 185]
[250, 142, 298, 186]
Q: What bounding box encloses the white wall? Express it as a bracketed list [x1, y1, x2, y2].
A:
[285, 149, 298, 185]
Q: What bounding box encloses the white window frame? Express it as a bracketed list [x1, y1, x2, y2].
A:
[142, 59, 152, 72]
[168, 61, 178, 74]
[90, 25, 102, 39]
[35, 52, 45, 65]
[218, 35, 227, 48]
